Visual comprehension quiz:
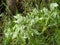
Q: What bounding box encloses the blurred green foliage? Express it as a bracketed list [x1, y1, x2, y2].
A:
[0, 0, 60, 45]
[3, 3, 60, 45]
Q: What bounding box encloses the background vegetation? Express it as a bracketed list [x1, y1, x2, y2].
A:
[0, 0, 60, 45]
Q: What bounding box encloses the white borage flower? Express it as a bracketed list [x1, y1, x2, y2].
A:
[0, 14, 2, 16]
[14, 15, 18, 19]
[5, 32, 12, 38]
[41, 9, 43, 13]
[33, 8, 39, 15]
[14, 20, 20, 23]
[42, 7, 48, 13]
[23, 33, 28, 39]
[5, 33, 9, 38]
[35, 17, 43, 21]
[51, 3, 58, 7]
[50, 3, 58, 10]
[31, 33, 34, 36]
[12, 29, 19, 39]
[14, 14, 21, 19]
[39, 17, 43, 20]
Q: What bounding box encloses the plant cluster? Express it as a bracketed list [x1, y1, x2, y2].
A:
[3, 3, 60, 45]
